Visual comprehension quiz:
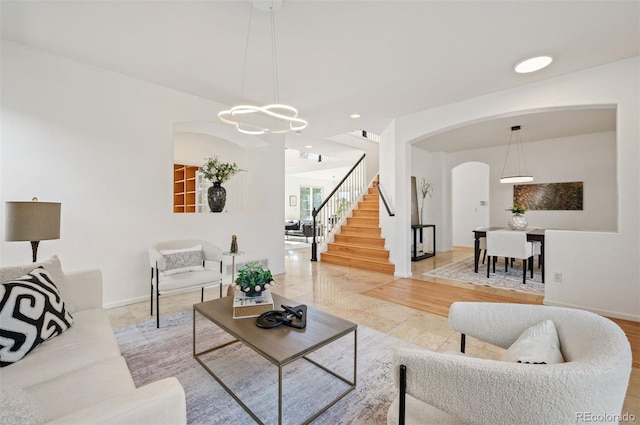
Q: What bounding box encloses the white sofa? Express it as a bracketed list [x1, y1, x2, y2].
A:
[388, 302, 632, 425]
[0, 258, 187, 425]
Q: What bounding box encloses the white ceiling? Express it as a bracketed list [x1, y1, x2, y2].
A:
[1, 0, 638, 163]
[413, 106, 618, 152]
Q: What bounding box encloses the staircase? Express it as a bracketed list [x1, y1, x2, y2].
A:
[320, 184, 395, 274]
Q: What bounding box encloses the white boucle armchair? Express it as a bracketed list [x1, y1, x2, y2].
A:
[388, 302, 632, 425]
[149, 239, 224, 328]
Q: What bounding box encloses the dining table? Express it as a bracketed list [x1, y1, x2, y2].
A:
[472, 227, 546, 283]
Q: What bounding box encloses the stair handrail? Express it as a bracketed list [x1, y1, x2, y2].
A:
[311, 153, 366, 261]
[375, 182, 395, 216]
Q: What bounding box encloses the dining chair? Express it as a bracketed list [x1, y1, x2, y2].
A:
[474, 227, 487, 265]
[532, 241, 542, 268]
[486, 230, 533, 284]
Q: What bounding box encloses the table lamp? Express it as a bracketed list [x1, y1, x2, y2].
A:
[5, 198, 61, 262]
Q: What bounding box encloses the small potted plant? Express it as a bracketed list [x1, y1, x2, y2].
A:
[234, 262, 274, 297]
[200, 156, 244, 212]
[506, 204, 528, 230]
[506, 204, 527, 214]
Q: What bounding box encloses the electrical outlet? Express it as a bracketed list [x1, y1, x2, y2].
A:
[553, 272, 562, 283]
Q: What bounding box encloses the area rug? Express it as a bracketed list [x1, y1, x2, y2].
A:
[424, 255, 545, 295]
[115, 311, 413, 425]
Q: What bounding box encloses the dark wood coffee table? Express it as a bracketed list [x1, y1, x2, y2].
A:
[193, 293, 357, 425]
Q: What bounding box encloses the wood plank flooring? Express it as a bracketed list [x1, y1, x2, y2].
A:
[365, 278, 639, 368]
[364, 278, 542, 317]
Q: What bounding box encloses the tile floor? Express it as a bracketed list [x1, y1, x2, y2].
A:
[107, 245, 639, 420]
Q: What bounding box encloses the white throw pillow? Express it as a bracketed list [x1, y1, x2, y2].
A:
[160, 245, 204, 276]
[0, 255, 74, 312]
[159, 245, 202, 256]
[0, 255, 66, 292]
[502, 320, 565, 364]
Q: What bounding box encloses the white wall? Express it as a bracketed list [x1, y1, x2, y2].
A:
[391, 57, 640, 321]
[444, 131, 617, 240]
[452, 162, 490, 247]
[284, 175, 338, 221]
[0, 41, 285, 307]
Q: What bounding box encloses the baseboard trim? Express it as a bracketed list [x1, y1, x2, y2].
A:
[104, 295, 148, 310]
[543, 299, 640, 322]
[104, 284, 231, 310]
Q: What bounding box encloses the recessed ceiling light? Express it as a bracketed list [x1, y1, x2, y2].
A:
[514, 56, 553, 73]
[350, 113, 361, 119]
[305, 145, 313, 148]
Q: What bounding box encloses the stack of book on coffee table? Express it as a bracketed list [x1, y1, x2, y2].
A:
[232, 289, 274, 319]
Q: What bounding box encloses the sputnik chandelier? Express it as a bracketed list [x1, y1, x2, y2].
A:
[218, 0, 308, 135]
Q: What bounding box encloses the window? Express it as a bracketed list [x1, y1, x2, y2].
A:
[299, 186, 323, 220]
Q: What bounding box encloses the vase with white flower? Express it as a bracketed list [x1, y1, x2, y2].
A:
[200, 156, 243, 212]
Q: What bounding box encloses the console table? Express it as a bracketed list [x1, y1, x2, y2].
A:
[411, 224, 436, 261]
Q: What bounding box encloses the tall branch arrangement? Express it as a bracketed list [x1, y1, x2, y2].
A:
[420, 178, 433, 200]
[419, 178, 433, 225]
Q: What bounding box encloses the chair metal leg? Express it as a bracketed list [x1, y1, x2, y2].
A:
[399, 365, 407, 425]
[150, 267, 154, 315]
[201, 287, 204, 302]
[522, 259, 527, 284]
[219, 261, 224, 299]
[461, 333, 466, 353]
[156, 265, 160, 328]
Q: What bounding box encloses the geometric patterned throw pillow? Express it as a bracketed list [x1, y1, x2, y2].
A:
[0, 267, 74, 367]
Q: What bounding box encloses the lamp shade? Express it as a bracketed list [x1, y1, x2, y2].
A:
[5, 201, 61, 242]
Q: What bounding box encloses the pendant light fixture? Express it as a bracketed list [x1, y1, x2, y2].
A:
[500, 125, 533, 184]
[218, 0, 308, 135]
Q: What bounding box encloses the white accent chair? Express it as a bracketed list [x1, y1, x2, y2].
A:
[149, 240, 223, 328]
[486, 229, 533, 284]
[388, 302, 632, 425]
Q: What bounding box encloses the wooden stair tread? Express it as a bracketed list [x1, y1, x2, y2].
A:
[328, 241, 388, 252]
[320, 252, 394, 266]
[319, 178, 394, 275]
[320, 252, 395, 274]
[334, 234, 385, 244]
[341, 226, 381, 231]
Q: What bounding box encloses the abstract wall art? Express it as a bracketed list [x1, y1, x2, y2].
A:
[514, 182, 583, 211]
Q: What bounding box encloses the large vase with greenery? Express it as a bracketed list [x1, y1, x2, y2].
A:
[200, 156, 243, 213]
[506, 204, 528, 230]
